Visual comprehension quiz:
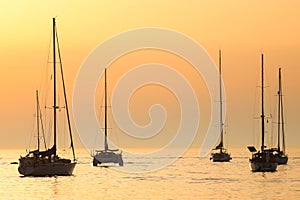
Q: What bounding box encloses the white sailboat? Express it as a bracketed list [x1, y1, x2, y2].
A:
[92, 68, 123, 166]
[268, 68, 288, 164]
[18, 18, 76, 176]
[247, 54, 277, 172]
[210, 50, 232, 162]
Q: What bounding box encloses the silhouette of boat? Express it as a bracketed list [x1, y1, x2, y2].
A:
[92, 68, 123, 166]
[18, 18, 76, 176]
[210, 50, 232, 162]
[265, 68, 288, 165]
[247, 54, 277, 172]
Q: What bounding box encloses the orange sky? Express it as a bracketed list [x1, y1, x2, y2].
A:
[1, 1, 300, 149]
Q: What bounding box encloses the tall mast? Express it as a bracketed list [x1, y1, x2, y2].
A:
[53, 17, 57, 154]
[277, 68, 281, 152]
[219, 50, 223, 147]
[261, 54, 265, 152]
[104, 68, 108, 151]
[36, 90, 40, 151]
[280, 68, 286, 153]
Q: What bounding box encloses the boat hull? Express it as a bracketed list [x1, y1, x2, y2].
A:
[18, 161, 76, 176]
[264, 149, 288, 165]
[210, 152, 232, 162]
[249, 151, 277, 172]
[249, 161, 277, 172]
[276, 155, 288, 165]
[93, 151, 123, 166]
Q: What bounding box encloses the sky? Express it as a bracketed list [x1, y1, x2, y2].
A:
[0, 1, 300, 150]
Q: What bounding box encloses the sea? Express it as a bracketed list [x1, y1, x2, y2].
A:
[0, 148, 299, 200]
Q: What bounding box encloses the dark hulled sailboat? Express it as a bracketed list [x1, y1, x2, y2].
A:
[210, 50, 232, 162]
[247, 54, 277, 172]
[18, 18, 76, 176]
[268, 68, 288, 164]
[92, 68, 123, 166]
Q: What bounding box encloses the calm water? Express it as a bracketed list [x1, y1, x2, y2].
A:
[0, 148, 300, 199]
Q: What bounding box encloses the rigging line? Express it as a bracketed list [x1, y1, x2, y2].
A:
[55, 26, 76, 161]
[56, 111, 64, 150]
[42, 70, 53, 148]
[96, 78, 105, 149]
[37, 91, 40, 151]
[106, 76, 121, 150]
[108, 105, 117, 148]
[39, 29, 52, 96]
[107, 86, 113, 143]
[42, 69, 52, 128]
[47, 115, 53, 148]
[28, 111, 36, 152]
[223, 114, 230, 148]
[270, 115, 274, 147]
[98, 85, 104, 126]
[60, 108, 67, 151]
[262, 65, 273, 147]
[252, 82, 260, 147]
[40, 35, 53, 116]
[272, 88, 280, 148]
[92, 131, 99, 156]
[281, 93, 286, 153]
[38, 99, 47, 150]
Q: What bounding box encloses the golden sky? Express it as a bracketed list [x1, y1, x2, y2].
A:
[1, 1, 300, 149]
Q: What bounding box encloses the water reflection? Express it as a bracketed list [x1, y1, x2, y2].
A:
[0, 149, 300, 199]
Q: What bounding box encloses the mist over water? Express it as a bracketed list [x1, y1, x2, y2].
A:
[1, 148, 300, 199]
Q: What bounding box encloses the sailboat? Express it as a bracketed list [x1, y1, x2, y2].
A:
[18, 18, 76, 176]
[268, 68, 288, 164]
[210, 50, 232, 162]
[247, 54, 277, 172]
[92, 68, 123, 166]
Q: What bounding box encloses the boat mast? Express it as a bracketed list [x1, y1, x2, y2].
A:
[277, 68, 281, 152]
[261, 54, 265, 152]
[104, 68, 108, 151]
[36, 90, 40, 151]
[219, 50, 223, 148]
[280, 68, 286, 154]
[55, 24, 76, 161]
[53, 17, 57, 155]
